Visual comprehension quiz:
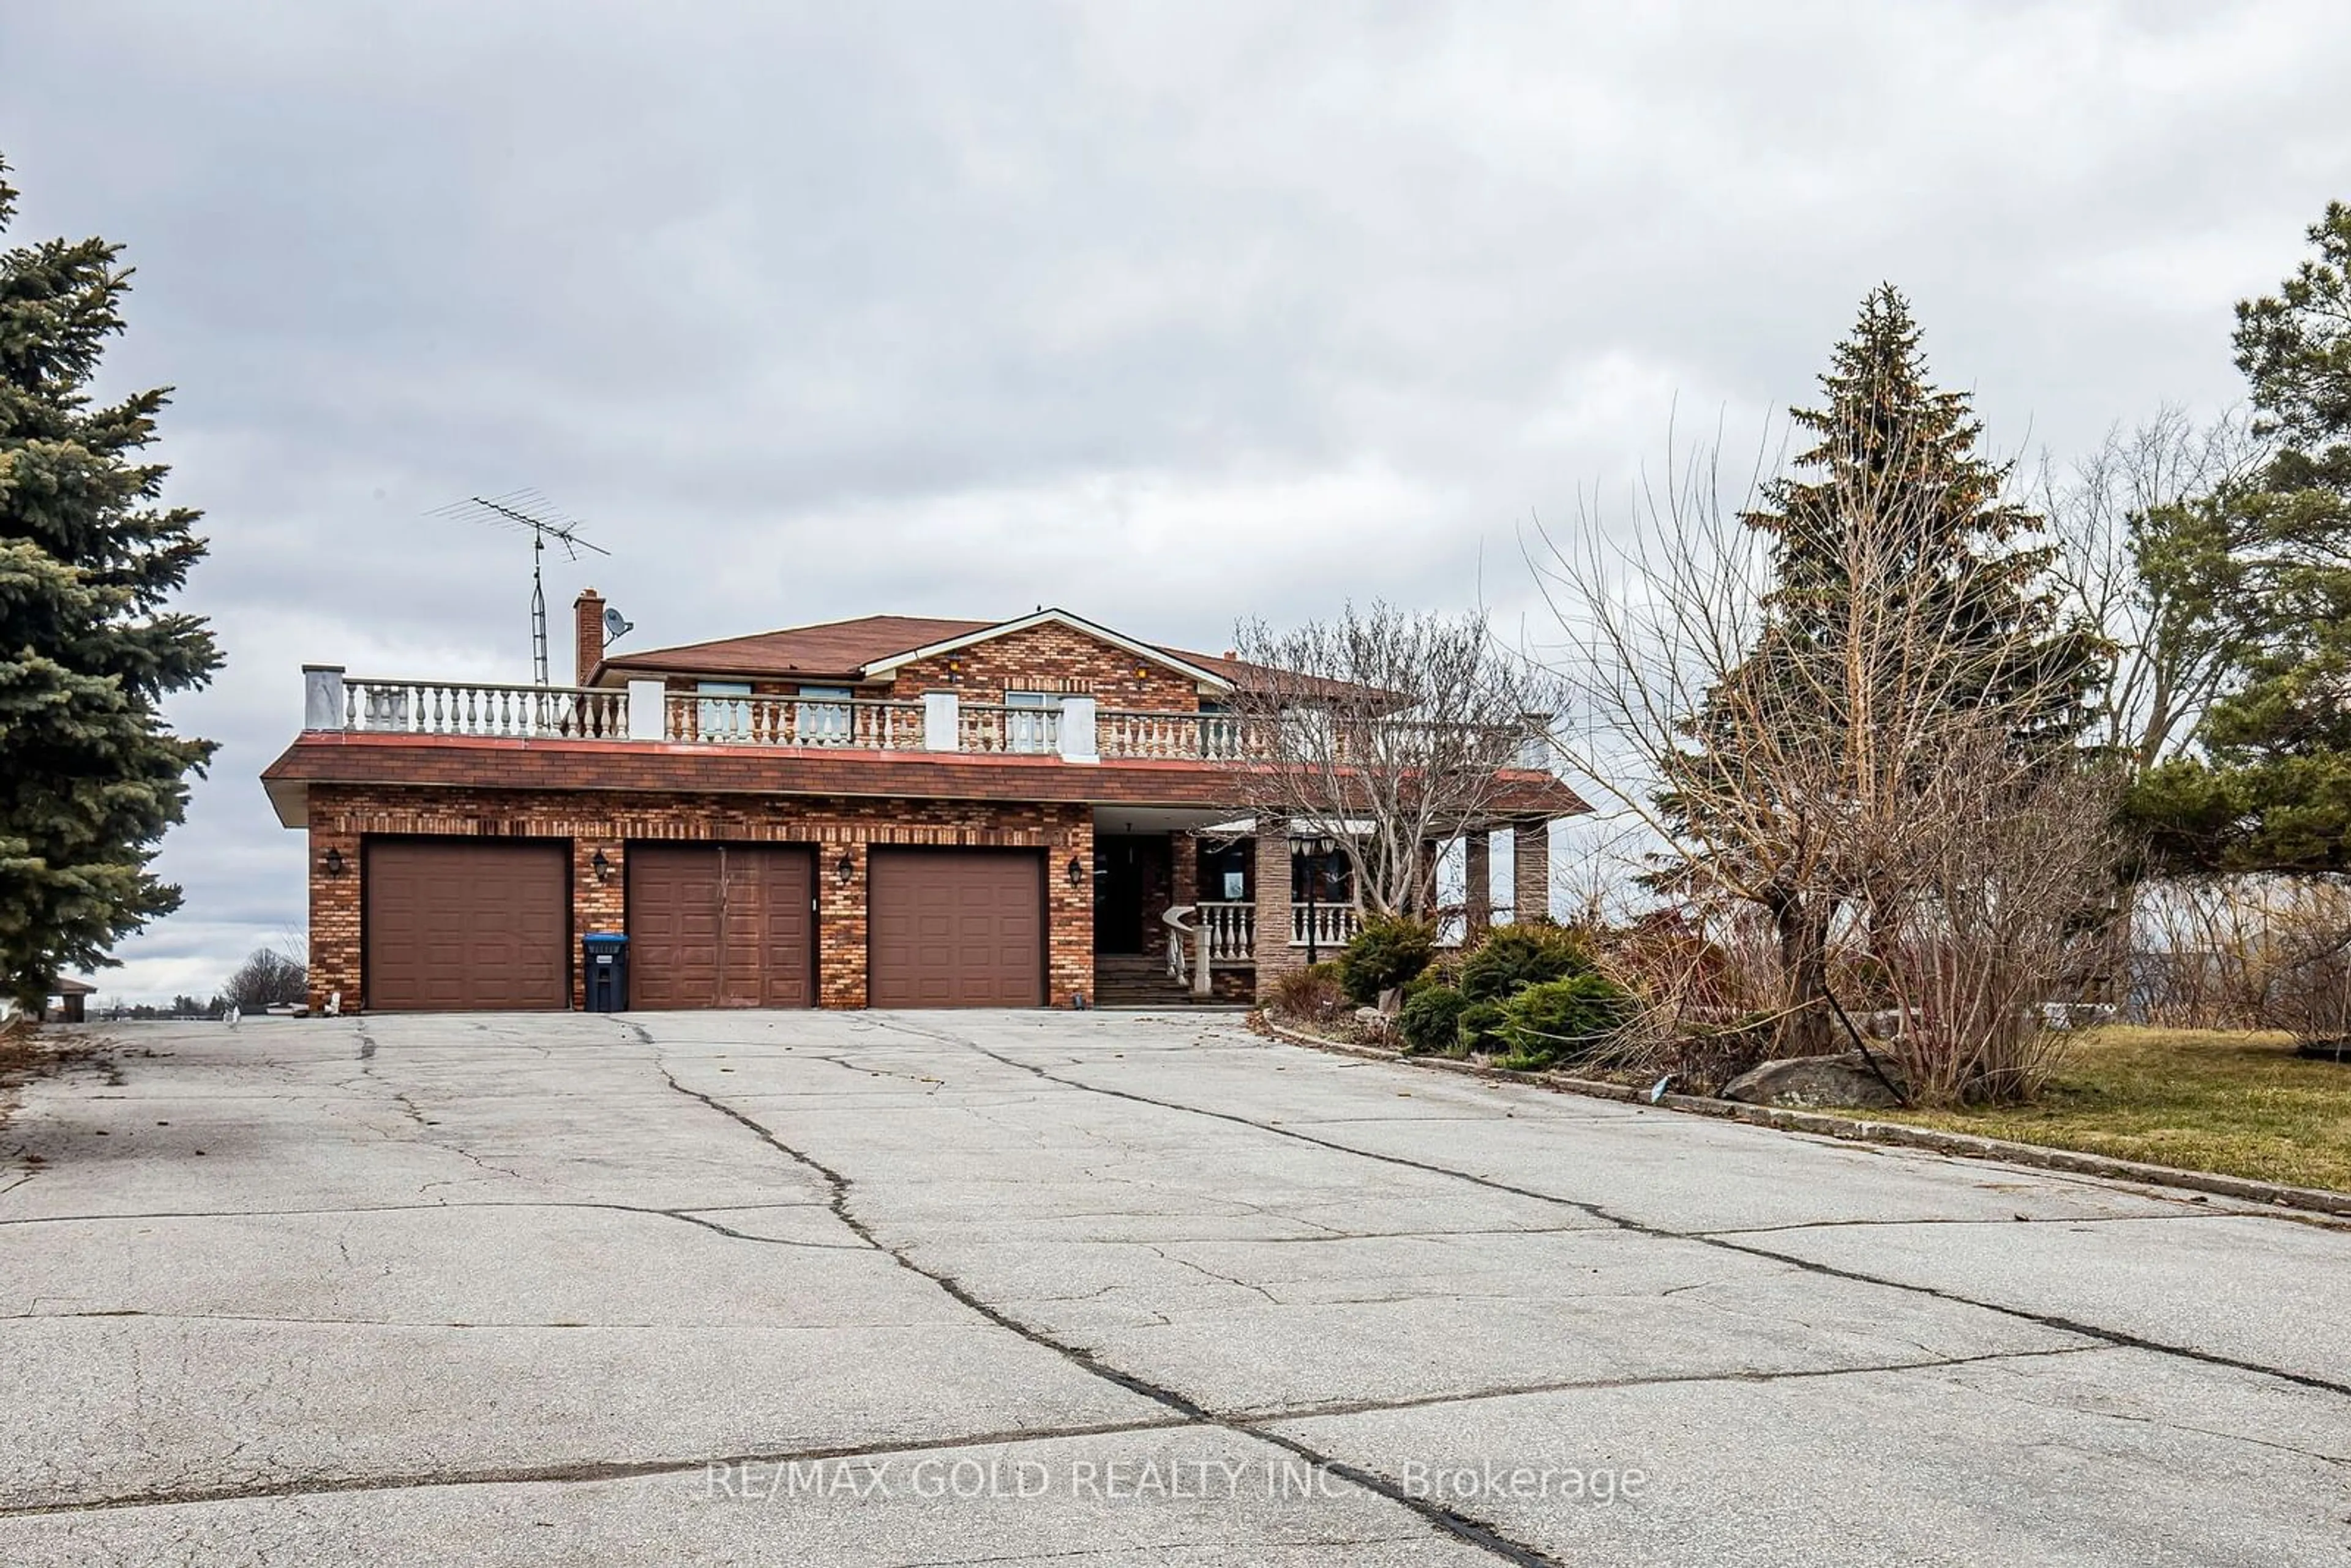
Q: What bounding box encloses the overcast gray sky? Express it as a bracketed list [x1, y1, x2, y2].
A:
[4, 1, 2347, 1000]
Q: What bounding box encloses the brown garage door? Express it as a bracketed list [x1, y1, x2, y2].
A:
[628, 844, 814, 1008]
[869, 849, 1044, 1008]
[365, 839, 569, 1011]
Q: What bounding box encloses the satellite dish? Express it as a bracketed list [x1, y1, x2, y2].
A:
[602, 606, 636, 642]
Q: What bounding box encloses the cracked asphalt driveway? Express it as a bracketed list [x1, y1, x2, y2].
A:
[2, 1011, 2347, 1566]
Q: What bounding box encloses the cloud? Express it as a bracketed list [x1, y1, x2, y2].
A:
[1, 0, 2345, 996]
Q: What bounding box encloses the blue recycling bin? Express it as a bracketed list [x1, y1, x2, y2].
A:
[582, 932, 629, 1013]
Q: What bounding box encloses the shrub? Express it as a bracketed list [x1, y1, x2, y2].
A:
[1269, 962, 1349, 1026]
[1337, 916, 1436, 1005]
[1496, 974, 1637, 1067]
[1399, 955, 1461, 1000]
[1460, 923, 1592, 1002]
[1456, 999, 1510, 1055]
[1397, 985, 1469, 1054]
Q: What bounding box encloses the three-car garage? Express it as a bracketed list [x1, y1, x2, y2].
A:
[359, 838, 1045, 1011]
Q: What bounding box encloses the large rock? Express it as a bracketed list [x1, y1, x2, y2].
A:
[1720, 1050, 1907, 1110]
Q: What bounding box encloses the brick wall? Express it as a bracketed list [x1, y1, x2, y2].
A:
[306, 784, 1093, 1013]
[571, 835, 626, 1006]
[307, 824, 362, 1011]
[1048, 817, 1095, 1005]
[816, 839, 869, 1007]
[885, 623, 1206, 710]
[1169, 831, 1198, 908]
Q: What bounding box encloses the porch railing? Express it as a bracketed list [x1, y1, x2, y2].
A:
[1192, 901, 1258, 964]
[1294, 902, 1362, 950]
[1176, 900, 1361, 962]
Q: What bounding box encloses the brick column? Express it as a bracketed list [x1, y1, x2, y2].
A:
[1169, 832, 1198, 908]
[571, 837, 625, 1008]
[817, 840, 869, 1008]
[1253, 819, 1300, 1002]
[1512, 821, 1551, 925]
[1047, 813, 1095, 1008]
[1464, 830, 1492, 938]
[308, 826, 361, 1013]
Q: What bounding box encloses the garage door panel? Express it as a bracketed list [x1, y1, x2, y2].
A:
[628, 847, 722, 1009]
[629, 844, 812, 1010]
[869, 849, 1044, 1008]
[365, 841, 569, 1013]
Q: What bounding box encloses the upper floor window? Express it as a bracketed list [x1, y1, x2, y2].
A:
[1003, 691, 1062, 754]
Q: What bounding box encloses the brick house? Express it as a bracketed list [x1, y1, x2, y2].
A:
[260, 598, 1586, 1013]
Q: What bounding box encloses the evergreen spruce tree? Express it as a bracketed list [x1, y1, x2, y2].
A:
[1736, 283, 2102, 751]
[2128, 203, 2351, 872]
[0, 155, 219, 1010]
[1671, 285, 2101, 1050]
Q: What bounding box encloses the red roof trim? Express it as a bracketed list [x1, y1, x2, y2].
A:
[259, 732, 1589, 822]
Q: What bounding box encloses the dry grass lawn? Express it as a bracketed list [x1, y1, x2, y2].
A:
[1881, 1026, 2351, 1193]
[0, 1016, 41, 1134]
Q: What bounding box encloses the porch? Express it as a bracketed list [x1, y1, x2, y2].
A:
[1083, 808, 1552, 1007]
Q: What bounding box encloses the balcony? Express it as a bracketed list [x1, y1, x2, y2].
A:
[305, 669, 1540, 768]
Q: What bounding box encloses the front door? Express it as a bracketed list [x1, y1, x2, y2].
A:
[1093, 835, 1166, 955]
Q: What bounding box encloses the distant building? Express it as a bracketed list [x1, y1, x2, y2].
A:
[47, 978, 94, 1024]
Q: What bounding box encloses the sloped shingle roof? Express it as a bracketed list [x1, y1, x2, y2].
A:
[593, 610, 1377, 702]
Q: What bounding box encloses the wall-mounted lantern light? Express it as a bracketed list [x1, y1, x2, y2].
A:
[1066, 855, 1087, 888]
[591, 849, 612, 883]
[836, 853, 857, 884]
[322, 846, 347, 879]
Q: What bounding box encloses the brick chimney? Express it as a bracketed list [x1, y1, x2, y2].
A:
[574, 588, 606, 687]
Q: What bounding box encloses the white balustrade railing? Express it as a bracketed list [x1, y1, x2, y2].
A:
[1292, 902, 1362, 950]
[664, 692, 924, 748]
[1193, 901, 1256, 964]
[309, 668, 1545, 777]
[958, 703, 1062, 755]
[343, 678, 626, 739]
[1162, 906, 1193, 985]
[1095, 711, 1521, 766]
[1097, 710, 1251, 760]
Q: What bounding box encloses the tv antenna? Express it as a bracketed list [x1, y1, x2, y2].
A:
[429, 490, 610, 685]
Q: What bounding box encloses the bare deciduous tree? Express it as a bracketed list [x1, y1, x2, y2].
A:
[2039, 405, 2268, 773]
[222, 943, 307, 1011]
[1532, 429, 2121, 1102]
[1226, 604, 1551, 920]
[1862, 732, 2123, 1101]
